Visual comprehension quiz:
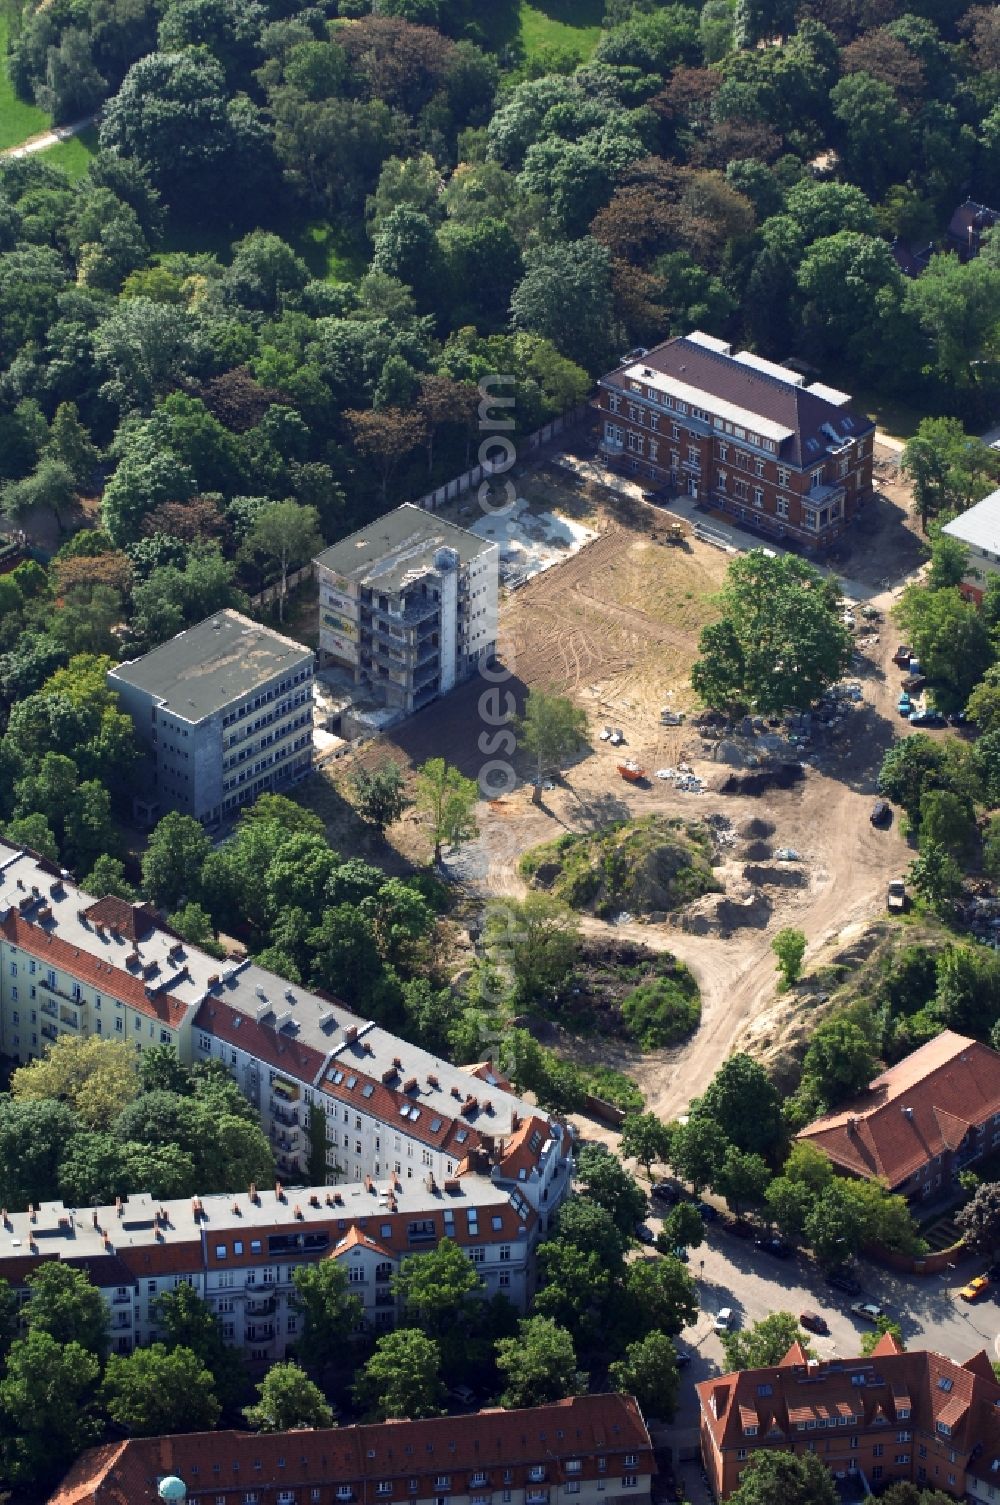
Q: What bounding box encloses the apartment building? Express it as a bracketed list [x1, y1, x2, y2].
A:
[595, 332, 875, 550]
[50, 1394, 655, 1505]
[796, 1031, 1000, 1201]
[0, 1171, 539, 1360]
[315, 505, 498, 718]
[0, 843, 573, 1296]
[698, 1333, 1000, 1502]
[942, 486, 1000, 604]
[109, 610, 314, 826]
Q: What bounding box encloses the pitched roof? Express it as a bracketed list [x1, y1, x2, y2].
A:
[796, 1031, 1000, 1187]
[49, 1395, 653, 1505]
[697, 1343, 1000, 1478]
[942, 487, 1000, 554]
[80, 897, 158, 944]
[0, 911, 189, 1028]
[600, 334, 874, 468]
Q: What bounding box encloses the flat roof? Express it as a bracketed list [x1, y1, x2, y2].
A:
[942, 487, 1000, 553]
[315, 504, 495, 592]
[109, 610, 313, 724]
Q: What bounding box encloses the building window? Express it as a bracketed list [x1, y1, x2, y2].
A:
[622, 1479, 637, 1490]
[777, 466, 790, 487]
[753, 488, 764, 509]
[717, 471, 727, 492]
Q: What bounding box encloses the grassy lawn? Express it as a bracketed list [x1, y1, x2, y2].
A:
[518, 0, 604, 61]
[0, 15, 50, 150]
[40, 123, 99, 179]
[288, 220, 368, 282]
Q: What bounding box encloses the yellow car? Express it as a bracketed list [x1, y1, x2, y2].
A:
[958, 1275, 989, 1303]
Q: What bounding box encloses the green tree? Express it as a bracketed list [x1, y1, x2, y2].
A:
[11, 1034, 137, 1132]
[0, 1331, 101, 1488]
[618, 1256, 698, 1342]
[656, 1200, 705, 1255]
[244, 1361, 334, 1431]
[242, 500, 322, 621]
[728, 1449, 838, 1505]
[575, 1144, 647, 1235]
[101, 1343, 220, 1435]
[620, 1112, 674, 1177]
[722, 1312, 810, 1371]
[919, 789, 976, 858]
[552, 1197, 627, 1271]
[698, 1053, 785, 1158]
[802, 1018, 879, 1108]
[495, 1317, 584, 1409]
[894, 583, 993, 713]
[154, 1282, 244, 1407]
[484, 893, 580, 1003]
[984, 815, 1000, 883]
[393, 1238, 483, 1339]
[668, 1116, 730, 1193]
[413, 757, 478, 863]
[908, 841, 962, 915]
[46, 402, 98, 485]
[715, 1147, 772, 1213]
[803, 1180, 867, 1267]
[141, 811, 211, 910]
[0, 1097, 78, 1209]
[534, 1241, 612, 1342]
[692, 552, 850, 715]
[510, 238, 616, 375]
[608, 1331, 680, 1421]
[351, 761, 408, 834]
[516, 690, 588, 787]
[24, 1261, 109, 1358]
[956, 1181, 1000, 1254]
[772, 927, 806, 990]
[291, 1261, 364, 1371]
[353, 1329, 445, 1419]
[168, 901, 224, 956]
[901, 417, 999, 529]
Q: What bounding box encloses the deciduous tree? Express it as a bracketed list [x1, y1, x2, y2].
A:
[244, 1361, 334, 1431]
[413, 757, 478, 863]
[10, 1034, 138, 1131]
[354, 1329, 445, 1419]
[101, 1343, 220, 1434]
[495, 1317, 584, 1409]
[608, 1330, 680, 1420]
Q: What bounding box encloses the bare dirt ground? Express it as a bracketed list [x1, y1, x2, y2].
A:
[319, 442, 937, 1119]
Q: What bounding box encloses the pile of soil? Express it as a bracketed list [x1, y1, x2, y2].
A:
[720, 762, 804, 796]
[521, 814, 722, 918]
[738, 817, 775, 839]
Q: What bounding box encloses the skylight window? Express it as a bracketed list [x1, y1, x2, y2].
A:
[938, 1378, 954, 1393]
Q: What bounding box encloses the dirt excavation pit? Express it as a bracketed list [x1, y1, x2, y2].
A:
[743, 863, 808, 888]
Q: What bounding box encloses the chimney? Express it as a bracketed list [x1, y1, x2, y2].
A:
[231, 1202, 241, 1216]
[344, 1025, 358, 1044]
[28, 1204, 36, 1223]
[309, 1194, 320, 1208]
[115, 1197, 123, 1219]
[293, 1204, 303, 1220]
[275, 1182, 285, 1202]
[249, 1183, 260, 1204]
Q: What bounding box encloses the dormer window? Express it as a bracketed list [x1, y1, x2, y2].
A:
[938, 1423, 952, 1437]
[743, 1427, 758, 1438]
[898, 1408, 910, 1421]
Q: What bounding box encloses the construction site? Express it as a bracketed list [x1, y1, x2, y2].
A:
[320, 439, 935, 1121]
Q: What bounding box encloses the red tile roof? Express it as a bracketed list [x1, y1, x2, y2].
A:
[80, 897, 158, 944]
[1, 912, 189, 1028]
[49, 1395, 653, 1505]
[698, 1342, 1000, 1482]
[796, 1031, 1000, 1187]
[193, 998, 328, 1083]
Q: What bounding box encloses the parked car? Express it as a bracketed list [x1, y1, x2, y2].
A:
[948, 710, 969, 726]
[714, 1307, 735, 1332]
[902, 673, 926, 693]
[909, 708, 946, 727]
[826, 1268, 862, 1296]
[799, 1311, 829, 1335]
[634, 1222, 655, 1245]
[651, 1181, 680, 1204]
[851, 1301, 885, 1323]
[892, 645, 912, 666]
[671, 1245, 690, 1263]
[697, 1201, 720, 1222]
[755, 1236, 794, 1260]
[887, 878, 907, 913]
[726, 1219, 754, 1239]
[897, 696, 912, 717]
[959, 1274, 990, 1303]
[870, 799, 891, 827]
[674, 1346, 692, 1368]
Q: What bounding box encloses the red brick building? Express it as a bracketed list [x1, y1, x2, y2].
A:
[49, 1395, 655, 1505]
[796, 1031, 1000, 1202]
[698, 1333, 1000, 1501]
[595, 332, 875, 550]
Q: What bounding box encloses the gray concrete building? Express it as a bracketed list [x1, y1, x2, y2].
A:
[315, 504, 498, 718]
[108, 610, 314, 826]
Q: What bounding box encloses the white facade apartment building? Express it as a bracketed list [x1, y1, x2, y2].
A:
[0, 1177, 539, 1362]
[315, 505, 498, 717]
[0, 843, 573, 1343]
[108, 610, 315, 827]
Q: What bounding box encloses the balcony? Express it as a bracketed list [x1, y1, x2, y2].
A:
[271, 1105, 299, 1128]
[245, 1324, 275, 1341]
[598, 435, 624, 455]
[271, 1078, 299, 1103]
[526, 1493, 550, 1503]
[59, 1008, 79, 1028]
[374, 1291, 395, 1307]
[528, 1470, 547, 1483]
[806, 481, 846, 506]
[40, 1024, 58, 1043]
[246, 1296, 277, 1317]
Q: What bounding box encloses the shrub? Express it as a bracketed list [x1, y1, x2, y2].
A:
[622, 976, 701, 1049]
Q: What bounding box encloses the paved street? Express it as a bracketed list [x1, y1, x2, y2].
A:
[646, 1206, 998, 1458]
